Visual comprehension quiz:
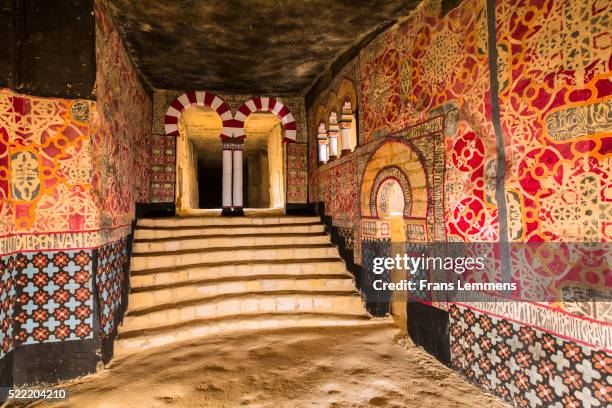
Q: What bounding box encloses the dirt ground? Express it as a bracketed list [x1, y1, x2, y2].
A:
[22, 325, 508, 408]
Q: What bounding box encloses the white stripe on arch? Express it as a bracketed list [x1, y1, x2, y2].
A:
[165, 106, 181, 118]
[177, 93, 190, 109]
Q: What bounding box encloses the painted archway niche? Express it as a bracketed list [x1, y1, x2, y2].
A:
[229, 97, 297, 213]
[360, 140, 429, 331]
[164, 91, 233, 214]
[165, 93, 297, 215]
[315, 77, 359, 165]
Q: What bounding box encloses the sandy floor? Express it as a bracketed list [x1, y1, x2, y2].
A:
[21, 325, 508, 408]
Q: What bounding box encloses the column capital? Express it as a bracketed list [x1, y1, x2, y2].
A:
[222, 142, 245, 150]
[339, 114, 353, 126]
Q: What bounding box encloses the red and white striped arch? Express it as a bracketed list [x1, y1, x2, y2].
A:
[164, 91, 233, 140]
[231, 97, 297, 142]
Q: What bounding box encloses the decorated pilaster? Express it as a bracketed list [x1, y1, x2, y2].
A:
[340, 101, 353, 155]
[317, 122, 329, 164]
[327, 112, 339, 160]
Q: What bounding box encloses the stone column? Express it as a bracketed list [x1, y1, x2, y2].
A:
[232, 142, 244, 215]
[221, 141, 233, 215]
[340, 101, 353, 155]
[328, 112, 339, 160]
[317, 123, 329, 165]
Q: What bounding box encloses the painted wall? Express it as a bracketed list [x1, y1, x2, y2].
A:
[175, 125, 200, 212]
[306, 0, 611, 406]
[268, 124, 287, 208]
[93, 0, 153, 227]
[0, 89, 99, 364]
[0, 0, 152, 387]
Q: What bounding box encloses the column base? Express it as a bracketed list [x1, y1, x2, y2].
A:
[221, 207, 233, 216]
[329, 155, 337, 161]
[341, 149, 352, 155]
[232, 207, 244, 216]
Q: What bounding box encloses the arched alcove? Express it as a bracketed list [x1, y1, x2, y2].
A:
[242, 112, 285, 209]
[360, 140, 428, 222]
[176, 106, 224, 211]
[376, 178, 406, 218]
[164, 91, 232, 213]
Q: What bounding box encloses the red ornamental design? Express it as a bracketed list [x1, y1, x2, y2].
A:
[75, 287, 91, 302]
[75, 305, 91, 319]
[75, 323, 91, 338]
[33, 291, 48, 305]
[55, 325, 70, 341]
[32, 327, 49, 342]
[53, 271, 69, 285]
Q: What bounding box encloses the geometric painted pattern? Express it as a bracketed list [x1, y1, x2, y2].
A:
[0, 2, 146, 374]
[12, 250, 93, 345]
[0, 89, 96, 234]
[497, 0, 611, 243]
[310, 0, 610, 326]
[96, 238, 127, 338]
[286, 143, 308, 203]
[317, 156, 356, 223]
[0, 254, 17, 359]
[93, 1, 153, 226]
[150, 134, 176, 203]
[450, 304, 612, 407]
[304, 0, 611, 406]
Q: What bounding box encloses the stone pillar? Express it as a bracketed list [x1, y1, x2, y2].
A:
[317, 123, 329, 165]
[232, 142, 244, 215]
[328, 112, 339, 160]
[340, 101, 353, 155]
[221, 141, 233, 216]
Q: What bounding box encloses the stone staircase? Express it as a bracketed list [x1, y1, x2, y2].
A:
[115, 215, 387, 354]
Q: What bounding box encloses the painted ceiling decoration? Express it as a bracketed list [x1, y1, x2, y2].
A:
[104, 0, 421, 94]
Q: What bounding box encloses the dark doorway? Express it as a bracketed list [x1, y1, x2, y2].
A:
[197, 161, 222, 209]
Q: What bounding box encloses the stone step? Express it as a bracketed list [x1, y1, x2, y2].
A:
[129, 275, 356, 312]
[120, 291, 364, 332]
[115, 313, 393, 354]
[130, 244, 340, 272]
[133, 233, 329, 253]
[134, 223, 325, 240]
[116, 216, 382, 356]
[137, 216, 321, 228]
[130, 259, 350, 289]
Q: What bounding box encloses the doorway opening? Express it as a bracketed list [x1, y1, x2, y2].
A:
[376, 177, 408, 332]
[176, 106, 224, 212]
[242, 112, 285, 209]
[376, 178, 405, 218]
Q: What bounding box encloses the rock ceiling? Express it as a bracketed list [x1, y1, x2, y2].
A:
[105, 0, 420, 94]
